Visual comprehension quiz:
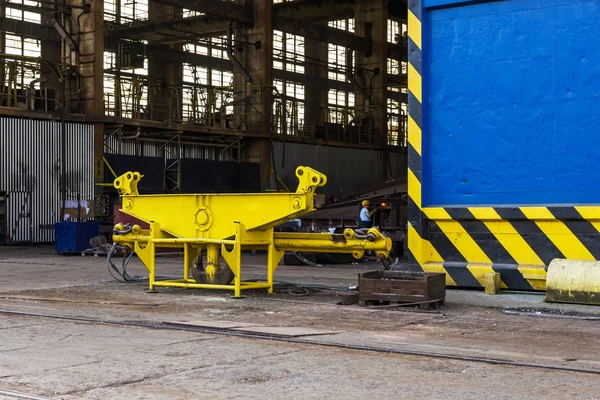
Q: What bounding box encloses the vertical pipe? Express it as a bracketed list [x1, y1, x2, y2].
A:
[60, 81, 67, 221]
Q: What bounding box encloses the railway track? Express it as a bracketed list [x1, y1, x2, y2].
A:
[0, 388, 55, 400]
[1, 308, 599, 376]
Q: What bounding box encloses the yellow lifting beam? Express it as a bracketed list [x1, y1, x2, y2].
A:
[111, 166, 392, 297]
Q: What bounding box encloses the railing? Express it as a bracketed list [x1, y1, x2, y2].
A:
[0, 55, 82, 114]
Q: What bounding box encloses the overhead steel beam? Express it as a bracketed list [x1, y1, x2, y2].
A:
[104, 38, 405, 98]
[105, 37, 233, 71]
[273, 69, 353, 93]
[0, 19, 60, 41]
[106, 18, 228, 36]
[151, 0, 369, 52]
[388, 0, 408, 20]
[274, 17, 372, 54]
[51, 18, 78, 52]
[387, 90, 407, 103]
[106, 20, 229, 43]
[151, 0, 253, 23]
[389, 73, 407, 87]
[388, 42, 407, 61]
[274, 0, 354, 22]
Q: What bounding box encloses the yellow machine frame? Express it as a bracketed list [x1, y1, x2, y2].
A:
[112, 166, 392, 297]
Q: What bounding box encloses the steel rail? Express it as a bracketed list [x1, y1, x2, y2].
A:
[1, 309, 599, 376]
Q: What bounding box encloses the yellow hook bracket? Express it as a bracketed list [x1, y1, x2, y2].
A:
[295, 166, 327, 194]
[114, 171, 143, 196]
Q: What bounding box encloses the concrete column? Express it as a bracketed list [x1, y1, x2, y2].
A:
[75, 0, 104, 118]
[231, 21, 251, 132]
[304, 38, 328, 130]
[245, 138, 273, 191]
[70, 1, 104, 193]
[40, 11, 61, 111]
[246, 0, 273, 135]
[354, 0, 388, 148]
[244, 0, 274, 190]
[0, 6, 5, 98]
[148, 2, 181, 122]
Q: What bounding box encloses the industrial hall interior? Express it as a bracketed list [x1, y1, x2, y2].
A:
[0, 0, 599, 399]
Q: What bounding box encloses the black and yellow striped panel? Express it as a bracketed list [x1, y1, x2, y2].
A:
[406, 1, 600, 291]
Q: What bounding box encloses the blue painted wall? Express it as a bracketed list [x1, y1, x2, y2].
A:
[425, 0, 600, 206]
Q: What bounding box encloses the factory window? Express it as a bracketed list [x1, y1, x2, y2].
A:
[273, 30, 305, 74]
[104, 0, 147, 22]
[273, 79, 304, 136]
[182, 8, 203, 18]
[211, 69, 234, 114]
[182, 43, 233, 120]
[184, 37, 229, 60]
[5, 33, 40, 58]
[4, 33, 41, 87]
[103, 52, 116, 115]
[122, 0, 148, 21]
[103, 51, 117, 70]
[102, 39, 148, 75]
[327, 20, 354, 82]
[104, 0, 117, 21]
[327, 89, 354, 125]
[184, 42, 208, 57]
[182, 65, 209, 85]
[181, 67, 231, 122]
[327, 44, 347, 82]
[387, 19, 401, 43]
[5, 0, 41, 23]
[387, 98, 407, 147]
[387, 21, 407, 89]
[182, 65, 209, 122]
[103, 50, 148, 117]
[119, 76, 148, 118]
[387, 58, 407, 77]
[103, 74, 117, 116]
[209, 36, 228, 59]
[328, 19, 355, 33]
[210, 69, 233, 87]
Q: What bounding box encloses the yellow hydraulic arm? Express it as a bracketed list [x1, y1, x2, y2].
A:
[111, 166, 392, 297]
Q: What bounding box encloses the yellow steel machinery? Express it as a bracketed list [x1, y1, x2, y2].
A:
[110, 166, 392, 297]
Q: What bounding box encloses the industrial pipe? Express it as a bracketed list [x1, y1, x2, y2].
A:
[346, 49, 370, 112]
[227, 22, 253, 84]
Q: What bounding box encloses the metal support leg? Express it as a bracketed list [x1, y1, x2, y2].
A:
[222, 222, 243, 298]
[135, 239, 157, 293]
[205, 244, 221, 283]
[267, 240, 285, 294]
[184, 243, 199, 282]
[147, 242, 156, 293]
[134, 222, 161, 293]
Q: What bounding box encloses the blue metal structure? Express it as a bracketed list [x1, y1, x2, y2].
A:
[407, 0, 600, 290]
[55, 222, 100, 254]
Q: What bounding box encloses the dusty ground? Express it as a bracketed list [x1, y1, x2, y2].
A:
[0, 246, 599, 399]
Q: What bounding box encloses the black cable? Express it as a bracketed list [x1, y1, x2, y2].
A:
[293, 252, 323, 268]
[106, 243, 194, 283]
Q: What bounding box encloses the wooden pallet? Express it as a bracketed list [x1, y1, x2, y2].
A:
[358, 270, 446, 310]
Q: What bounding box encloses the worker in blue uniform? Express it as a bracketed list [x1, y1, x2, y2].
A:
[359, 200, 378, 228]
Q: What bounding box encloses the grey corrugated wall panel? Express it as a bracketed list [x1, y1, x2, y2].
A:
[6, 191, 31, 243]
[273, 142, 407, 198]
[104, 136, 229, 161]
[0, 117, 94, 243]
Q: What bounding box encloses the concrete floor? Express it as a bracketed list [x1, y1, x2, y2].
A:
[0, 246, 599, 399]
